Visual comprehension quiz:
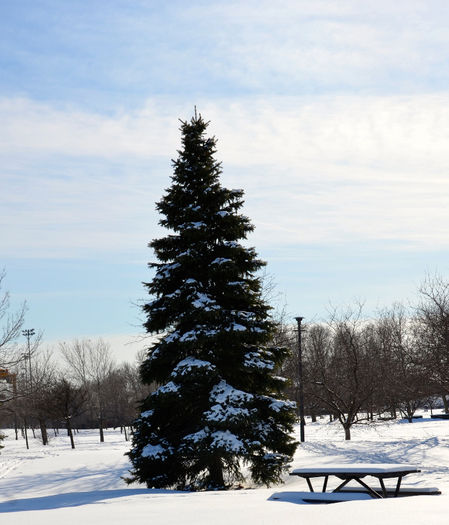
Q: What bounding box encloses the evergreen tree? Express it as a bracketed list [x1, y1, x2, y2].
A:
[127, 113, 297, 490]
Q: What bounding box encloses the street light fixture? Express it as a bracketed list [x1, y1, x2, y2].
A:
[295, 316, 305, 443]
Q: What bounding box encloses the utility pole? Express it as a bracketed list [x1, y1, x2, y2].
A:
[295, 317, 306, 442]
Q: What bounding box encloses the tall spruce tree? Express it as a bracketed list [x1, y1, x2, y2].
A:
[127, 113, 297, 490]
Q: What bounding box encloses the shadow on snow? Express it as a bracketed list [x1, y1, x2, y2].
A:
[0, 488, 177, 513]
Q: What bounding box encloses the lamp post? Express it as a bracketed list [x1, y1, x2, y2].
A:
[22, 328, 35, 451]
[295, 317, 305, 442]
[22, 329, 35, 392]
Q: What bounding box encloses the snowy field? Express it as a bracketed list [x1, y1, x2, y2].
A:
[1, 415, 449, 525]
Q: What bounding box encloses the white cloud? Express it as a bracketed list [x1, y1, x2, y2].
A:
[178, 0, 449, 93]
[2, 94, 449, 258]
[0, 98, 181, 158]
[3, 94, 449, 170]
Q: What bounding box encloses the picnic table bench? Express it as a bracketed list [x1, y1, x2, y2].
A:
[431, 413, 449, 419]
[290, 464, 428, 499]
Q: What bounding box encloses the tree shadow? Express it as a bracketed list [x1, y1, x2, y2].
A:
[0, 488, 176, 513]
[297, 436, 443, 466]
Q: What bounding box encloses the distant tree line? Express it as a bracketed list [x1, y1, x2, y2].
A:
[278, 274, 449, 440]
[1, 335, 152, 449]
[1, 266, 448, 448]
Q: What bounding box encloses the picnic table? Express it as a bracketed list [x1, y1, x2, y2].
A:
[290, 464, 422, 499]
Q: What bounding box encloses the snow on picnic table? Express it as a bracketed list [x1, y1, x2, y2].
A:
[1, 415, 449, 524]
[291, 463, 419, 474]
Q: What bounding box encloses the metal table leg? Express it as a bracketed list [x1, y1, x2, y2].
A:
[334, 477, 383, 499]
[354, 478, 383, 498]
[379, 478, 388, 498]
[305, 477, 315, 492]
[394, 476, 403, 497]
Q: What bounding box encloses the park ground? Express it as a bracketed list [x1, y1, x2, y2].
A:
[1, 414, 449, 524]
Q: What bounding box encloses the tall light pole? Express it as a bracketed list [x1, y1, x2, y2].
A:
[21, 328, 35, 451]
[22, 328, 35, 392]
[295, 317, 305, 442]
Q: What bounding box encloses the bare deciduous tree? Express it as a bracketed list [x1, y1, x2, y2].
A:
[376, 305, 429, 422]
[0, 270, 26, 371]
[60, 338, 115, 442]
[306, 305, 377, 440]
[31, 349, 58, 444]
[49, 378, 88, 449]
[414, 275, 449, 409]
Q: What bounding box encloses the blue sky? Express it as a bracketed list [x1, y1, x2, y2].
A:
[2, 1, 448, 359]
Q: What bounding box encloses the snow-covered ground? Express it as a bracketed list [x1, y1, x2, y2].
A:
[1, 415, 449, 524]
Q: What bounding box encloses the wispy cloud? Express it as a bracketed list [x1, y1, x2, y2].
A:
[2, 94, 448, 259]
[3, 94, 449, 170]
[2, 1, 449, 337]
[0, 98, 181, 158]
[2, 1, 449, 110]
[173, 1, 449, 94]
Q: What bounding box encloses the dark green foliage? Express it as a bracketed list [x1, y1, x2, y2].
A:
[127, 113, 297, 490]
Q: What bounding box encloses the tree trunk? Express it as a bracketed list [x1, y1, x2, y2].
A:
[99, 416, 105, 443]
[39, 419, 48, 445]
[442, 394, 449, 414]
[208, 458, 225, 489]
[23, 418, 29, 449]
[405, 402, 413, 422]
[66, 418, 75, 449]
[344, 425, 351, 440]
